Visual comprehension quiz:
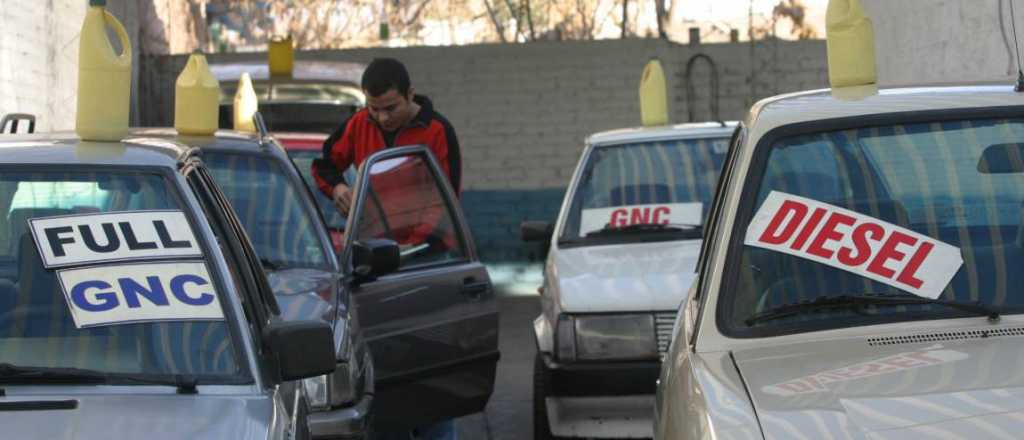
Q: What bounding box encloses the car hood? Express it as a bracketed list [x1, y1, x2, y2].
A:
[553, 240, 699, 313]
[0, 391, 273, 439]
[732, 330, 1024, 439]
[267, 268, 337, 324]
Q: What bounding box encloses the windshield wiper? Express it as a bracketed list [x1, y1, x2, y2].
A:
[744, 293, 1001, 326]
[0, 363, 199, 394]
[585, 223, 702, 238]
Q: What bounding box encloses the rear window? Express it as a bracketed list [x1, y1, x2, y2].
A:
[724, 118, 1024, 335]
[0, 170, 245, 382]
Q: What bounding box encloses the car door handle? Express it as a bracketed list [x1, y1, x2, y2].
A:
[462, 279, 490, 300]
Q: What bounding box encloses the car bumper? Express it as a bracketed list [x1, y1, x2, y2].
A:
[541, 353, 658, 438]
[307, 391, 374, 440]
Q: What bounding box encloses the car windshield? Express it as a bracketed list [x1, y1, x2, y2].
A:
[288, 150, 348, 232]
[726, 117, 1024, 335]
[203, 152, 331, 270]
[0, 170, 246, 382]
[560, 136, 729, 243]
[219, 81, 363, 105]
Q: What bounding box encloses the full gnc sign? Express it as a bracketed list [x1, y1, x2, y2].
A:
[56, 261, 224, 328]
[744, 191, 963, 299]
[29, 211, 201, 268]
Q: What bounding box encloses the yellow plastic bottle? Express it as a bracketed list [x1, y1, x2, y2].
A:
[233, 73, 258, 133]
[639, 58, 669, 127]
[826, 0, 877, 88]
[175, 52, 221, 136]
[268, 35, 294, 78]
[76, 0, 132, 142]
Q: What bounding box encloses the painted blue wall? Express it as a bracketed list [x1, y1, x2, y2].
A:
[461, 189, 565, 263]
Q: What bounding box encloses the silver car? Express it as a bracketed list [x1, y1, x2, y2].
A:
[0, 133, 336, 439]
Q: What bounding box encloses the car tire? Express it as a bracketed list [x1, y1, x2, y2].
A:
[534, 352, 568, 440]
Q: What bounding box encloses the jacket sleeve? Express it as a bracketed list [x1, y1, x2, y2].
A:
[312, 116, 356, 197]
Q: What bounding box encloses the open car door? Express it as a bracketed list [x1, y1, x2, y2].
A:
[343, 145, 499, 431]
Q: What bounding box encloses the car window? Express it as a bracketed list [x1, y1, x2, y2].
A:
[203, 152, 331, 271]
[0, 170, 246, 382]
[725, 118, 1024, 335]
[288, 149, 350, 231]
[354, 154, 465, 269]
[561, 137, 729, 243]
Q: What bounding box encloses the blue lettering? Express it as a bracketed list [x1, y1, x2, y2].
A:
[70, 280, 119, 312]
[118, 276, 169, 308]
[170, 274, 214, 306]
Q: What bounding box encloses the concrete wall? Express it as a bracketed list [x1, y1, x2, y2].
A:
[141, 38, 829, 262]
[863, 0, 1017, 85]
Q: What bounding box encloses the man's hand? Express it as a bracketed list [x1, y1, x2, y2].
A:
[332, 183, 353, 216]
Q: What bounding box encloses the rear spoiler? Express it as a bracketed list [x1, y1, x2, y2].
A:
[1, 113, 35, 134]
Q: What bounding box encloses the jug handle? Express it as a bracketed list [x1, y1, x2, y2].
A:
[102, 9, 132, 65]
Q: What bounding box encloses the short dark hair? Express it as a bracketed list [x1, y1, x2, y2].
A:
[361, 58, 411, 97]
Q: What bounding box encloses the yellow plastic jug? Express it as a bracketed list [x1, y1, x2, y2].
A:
[826, 0, 877, 88]
[175, 52, 221, 136]
[268, 36, 294, 78]
[639, 58, 669, 126]
[234, 73, 258, 133]
[76, 0, 132, 142]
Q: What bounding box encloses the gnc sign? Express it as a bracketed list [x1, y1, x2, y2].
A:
[745, 191, 962, 299]
[580, 202, 702, 236]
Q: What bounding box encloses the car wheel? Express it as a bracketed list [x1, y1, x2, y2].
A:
[534, 352, 568, 440]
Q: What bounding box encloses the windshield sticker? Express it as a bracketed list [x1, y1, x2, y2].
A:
[745, 191, 963, 299]
[762, 349, 968, 397]
[580, 202, 703, 236]
[29, 211, 202, 268]
[56, 261, 224, 329]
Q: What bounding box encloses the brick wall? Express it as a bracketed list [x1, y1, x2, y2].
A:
[140, 38, 828, 262]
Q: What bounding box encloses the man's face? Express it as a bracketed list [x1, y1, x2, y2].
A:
[366, 88, 414, 132]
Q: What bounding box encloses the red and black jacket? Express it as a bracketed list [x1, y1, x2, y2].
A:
[312, 95, 462, 197]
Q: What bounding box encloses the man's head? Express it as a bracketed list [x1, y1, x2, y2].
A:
[361, 58, 416, 132]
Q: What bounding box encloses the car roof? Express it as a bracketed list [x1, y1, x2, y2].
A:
[587, 121, 738, 147]
[131, 128, 273, 155]
[210, 60, 365, 84]
[0, 132, 191, 168]
[746, 84, 1024, 140]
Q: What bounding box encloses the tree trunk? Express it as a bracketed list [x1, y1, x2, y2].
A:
[621, 0, 628, 38]
[482, 0, 509, 42]
[524, 0, 536, 40]
[654, 0, 667, 39]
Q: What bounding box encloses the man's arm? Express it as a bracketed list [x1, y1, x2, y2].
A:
[312, 116, 356, 197]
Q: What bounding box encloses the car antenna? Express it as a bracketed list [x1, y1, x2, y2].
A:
[1009, 0, 1024, 91]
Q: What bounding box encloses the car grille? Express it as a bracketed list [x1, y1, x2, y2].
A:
[655, 312, 677, 355]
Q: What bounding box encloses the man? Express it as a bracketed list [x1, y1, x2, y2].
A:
[312, 57, 461, 216]
[311, 57, 461, 440]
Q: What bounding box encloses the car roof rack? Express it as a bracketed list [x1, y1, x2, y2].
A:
[1, 113, 36, 134]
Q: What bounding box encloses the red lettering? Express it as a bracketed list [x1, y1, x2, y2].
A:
[758, 200, 809, 245]
[882, 356, 926, 369]
[630, 208, 651, 225]
[653, 206, 671, 225]
[807, 212, 856, 259]
[610, 209, 628, 227]
[903, 351, 945, 365]
[838, 222, 885, 266]
[896, 242, 934, 289]
[867, 231, 918, 279]
[790, 208, 827, 251]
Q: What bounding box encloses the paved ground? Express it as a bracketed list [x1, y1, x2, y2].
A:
[458, 291, 540, 439]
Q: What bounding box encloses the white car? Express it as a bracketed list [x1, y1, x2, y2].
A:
[523, 122, 737, 439]
[655, 84, 1024, 439]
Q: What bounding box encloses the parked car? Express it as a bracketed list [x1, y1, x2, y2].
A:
[279, 132, 352, 253]
[136, 127, 372, 438]
[0, 132, 336, 439]
[210, 60, 365, 135]
[655, 84, 1024, 439]
[523, 122, 736, 439]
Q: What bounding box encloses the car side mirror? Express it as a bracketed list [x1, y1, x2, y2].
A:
[521, 221, 554, 243]
[351, 238, 400, 281]
[264, 320, 336, 382]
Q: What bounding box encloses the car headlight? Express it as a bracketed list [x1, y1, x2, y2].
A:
[556, 314, 658, 361]
[303, 321, 362, 410]
[303, 374, 329, 410]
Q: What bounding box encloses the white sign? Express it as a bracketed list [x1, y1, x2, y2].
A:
[56, 261, 224, 328]
[744, 191, 963, 299]
[29, 211, 201, 268]
[580, 202, 703, 236]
